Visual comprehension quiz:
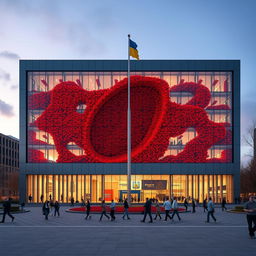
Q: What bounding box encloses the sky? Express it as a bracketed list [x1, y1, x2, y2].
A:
[0, 0, 255, 164]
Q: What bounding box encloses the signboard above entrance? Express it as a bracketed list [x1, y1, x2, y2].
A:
[142, 180, 167, 190]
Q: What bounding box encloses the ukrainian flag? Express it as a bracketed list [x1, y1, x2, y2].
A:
[129, 39, 139, 60]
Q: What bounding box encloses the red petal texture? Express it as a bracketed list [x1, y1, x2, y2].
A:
[28, 75, 231, 163]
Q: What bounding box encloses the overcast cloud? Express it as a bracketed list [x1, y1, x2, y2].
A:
[0, 99, 14, 117]
[0, 69, 10, 81]
[0, 51, 20, 60]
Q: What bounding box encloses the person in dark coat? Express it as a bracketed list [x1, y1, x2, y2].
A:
[203, 198, 208, 212]
[71, 197, 75, 206]
[85, 200, 91, 220]
[221, 198, 227, 211]
[183, 198, 188, 211]
[0, 198, 14, 223]
[192, 198, 196, 213]
[54, 201, 60, 217]
[122, 198, 130, 220]
[141, 198, 153, 223]
[244, 196, 256, 239]
[42, 200, 50, 220]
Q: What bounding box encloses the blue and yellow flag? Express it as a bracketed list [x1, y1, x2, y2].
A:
[129, 39, 139, 60]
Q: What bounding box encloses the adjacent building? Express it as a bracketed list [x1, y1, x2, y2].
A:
[0, 133, 19, 200]
[19, 60, 240, 203]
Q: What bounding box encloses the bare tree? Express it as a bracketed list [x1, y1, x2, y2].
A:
[241, 121, 256, 195]
[242, 120, 256, 158]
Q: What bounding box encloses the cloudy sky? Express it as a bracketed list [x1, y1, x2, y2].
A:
[0, 0, 255, 163]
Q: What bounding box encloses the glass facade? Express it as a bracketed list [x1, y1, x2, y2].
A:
[27, 71, 232, 163]
[26, 174, 234, 203]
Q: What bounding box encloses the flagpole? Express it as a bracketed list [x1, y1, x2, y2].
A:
[127, 34, 131, 205]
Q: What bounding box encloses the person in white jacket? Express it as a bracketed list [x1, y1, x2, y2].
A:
[163, 198, 172, 221]
[171, 197, 181, 221]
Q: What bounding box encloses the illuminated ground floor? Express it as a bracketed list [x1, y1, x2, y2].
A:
[26, 174, 234, 203]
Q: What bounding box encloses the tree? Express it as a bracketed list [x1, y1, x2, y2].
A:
[240, 159, 256, 195]
[240, 122, 256, 195]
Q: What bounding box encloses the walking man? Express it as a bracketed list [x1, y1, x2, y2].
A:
[54, 201, 60, 217]
[171, 197, 181, 221]
[206, 197, 216, 223]
[0, 198, 14, 223]
[192, 198, 196, 213]
[71, 197, 75, 207]
[163, 197, 172, 221]
[141, 198, 153, 223]
[42, 200, 50, 220]
[244, 196, 256, 239]
[122, 198, 130, 220]
[203, 198, 208, 212]
[85, 199, 91, 220]
[183, 198, 188, 211]
[99, 200, 110, 221]
[221, 198, 227, 211]
[110, 199, 116, 221]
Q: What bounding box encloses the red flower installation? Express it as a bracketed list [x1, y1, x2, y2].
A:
[28, 75, 231, 163]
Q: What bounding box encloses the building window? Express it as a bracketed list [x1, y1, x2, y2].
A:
[27, 71, 233, 164]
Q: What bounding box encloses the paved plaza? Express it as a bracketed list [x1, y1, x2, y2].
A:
[0, 205, 255, 256]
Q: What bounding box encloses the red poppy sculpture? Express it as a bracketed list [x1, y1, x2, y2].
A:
[28, 75, 231, 163]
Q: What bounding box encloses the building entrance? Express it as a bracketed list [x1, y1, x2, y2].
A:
[119, 190, 141, 203]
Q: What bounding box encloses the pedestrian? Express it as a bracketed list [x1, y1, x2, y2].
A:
[221, 198, 227, 211]
[50, 200, 54, 216]
[42, 200, 50, 220]
[54, 201, 60, 217]
[85, 199, 91, 220]
[99, 200, 110, 221]
[163, 197, 172, 221]
[184, 198, 188, 211]
[244, 196, 256, 239]
[49, 194, 52, 201]
[40, 194, 44, 203]
[192, 198, 196, 213]
[71, 197, 74, 207]
[171, 197, 181, 221]
[141, 198, 153, 223]
[28, 194, 32, 203]
[20, 202, 25, 211]
[0, 198, 15, 223]
[122, 198, 130, 220]
[203, 198, 208, 212]
[154, 199, 162, 220]
[110, 200, 116, 221]
[206, 197, 216, 223]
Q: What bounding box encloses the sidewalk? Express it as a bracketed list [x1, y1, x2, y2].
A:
[0, 206, 254, 256]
